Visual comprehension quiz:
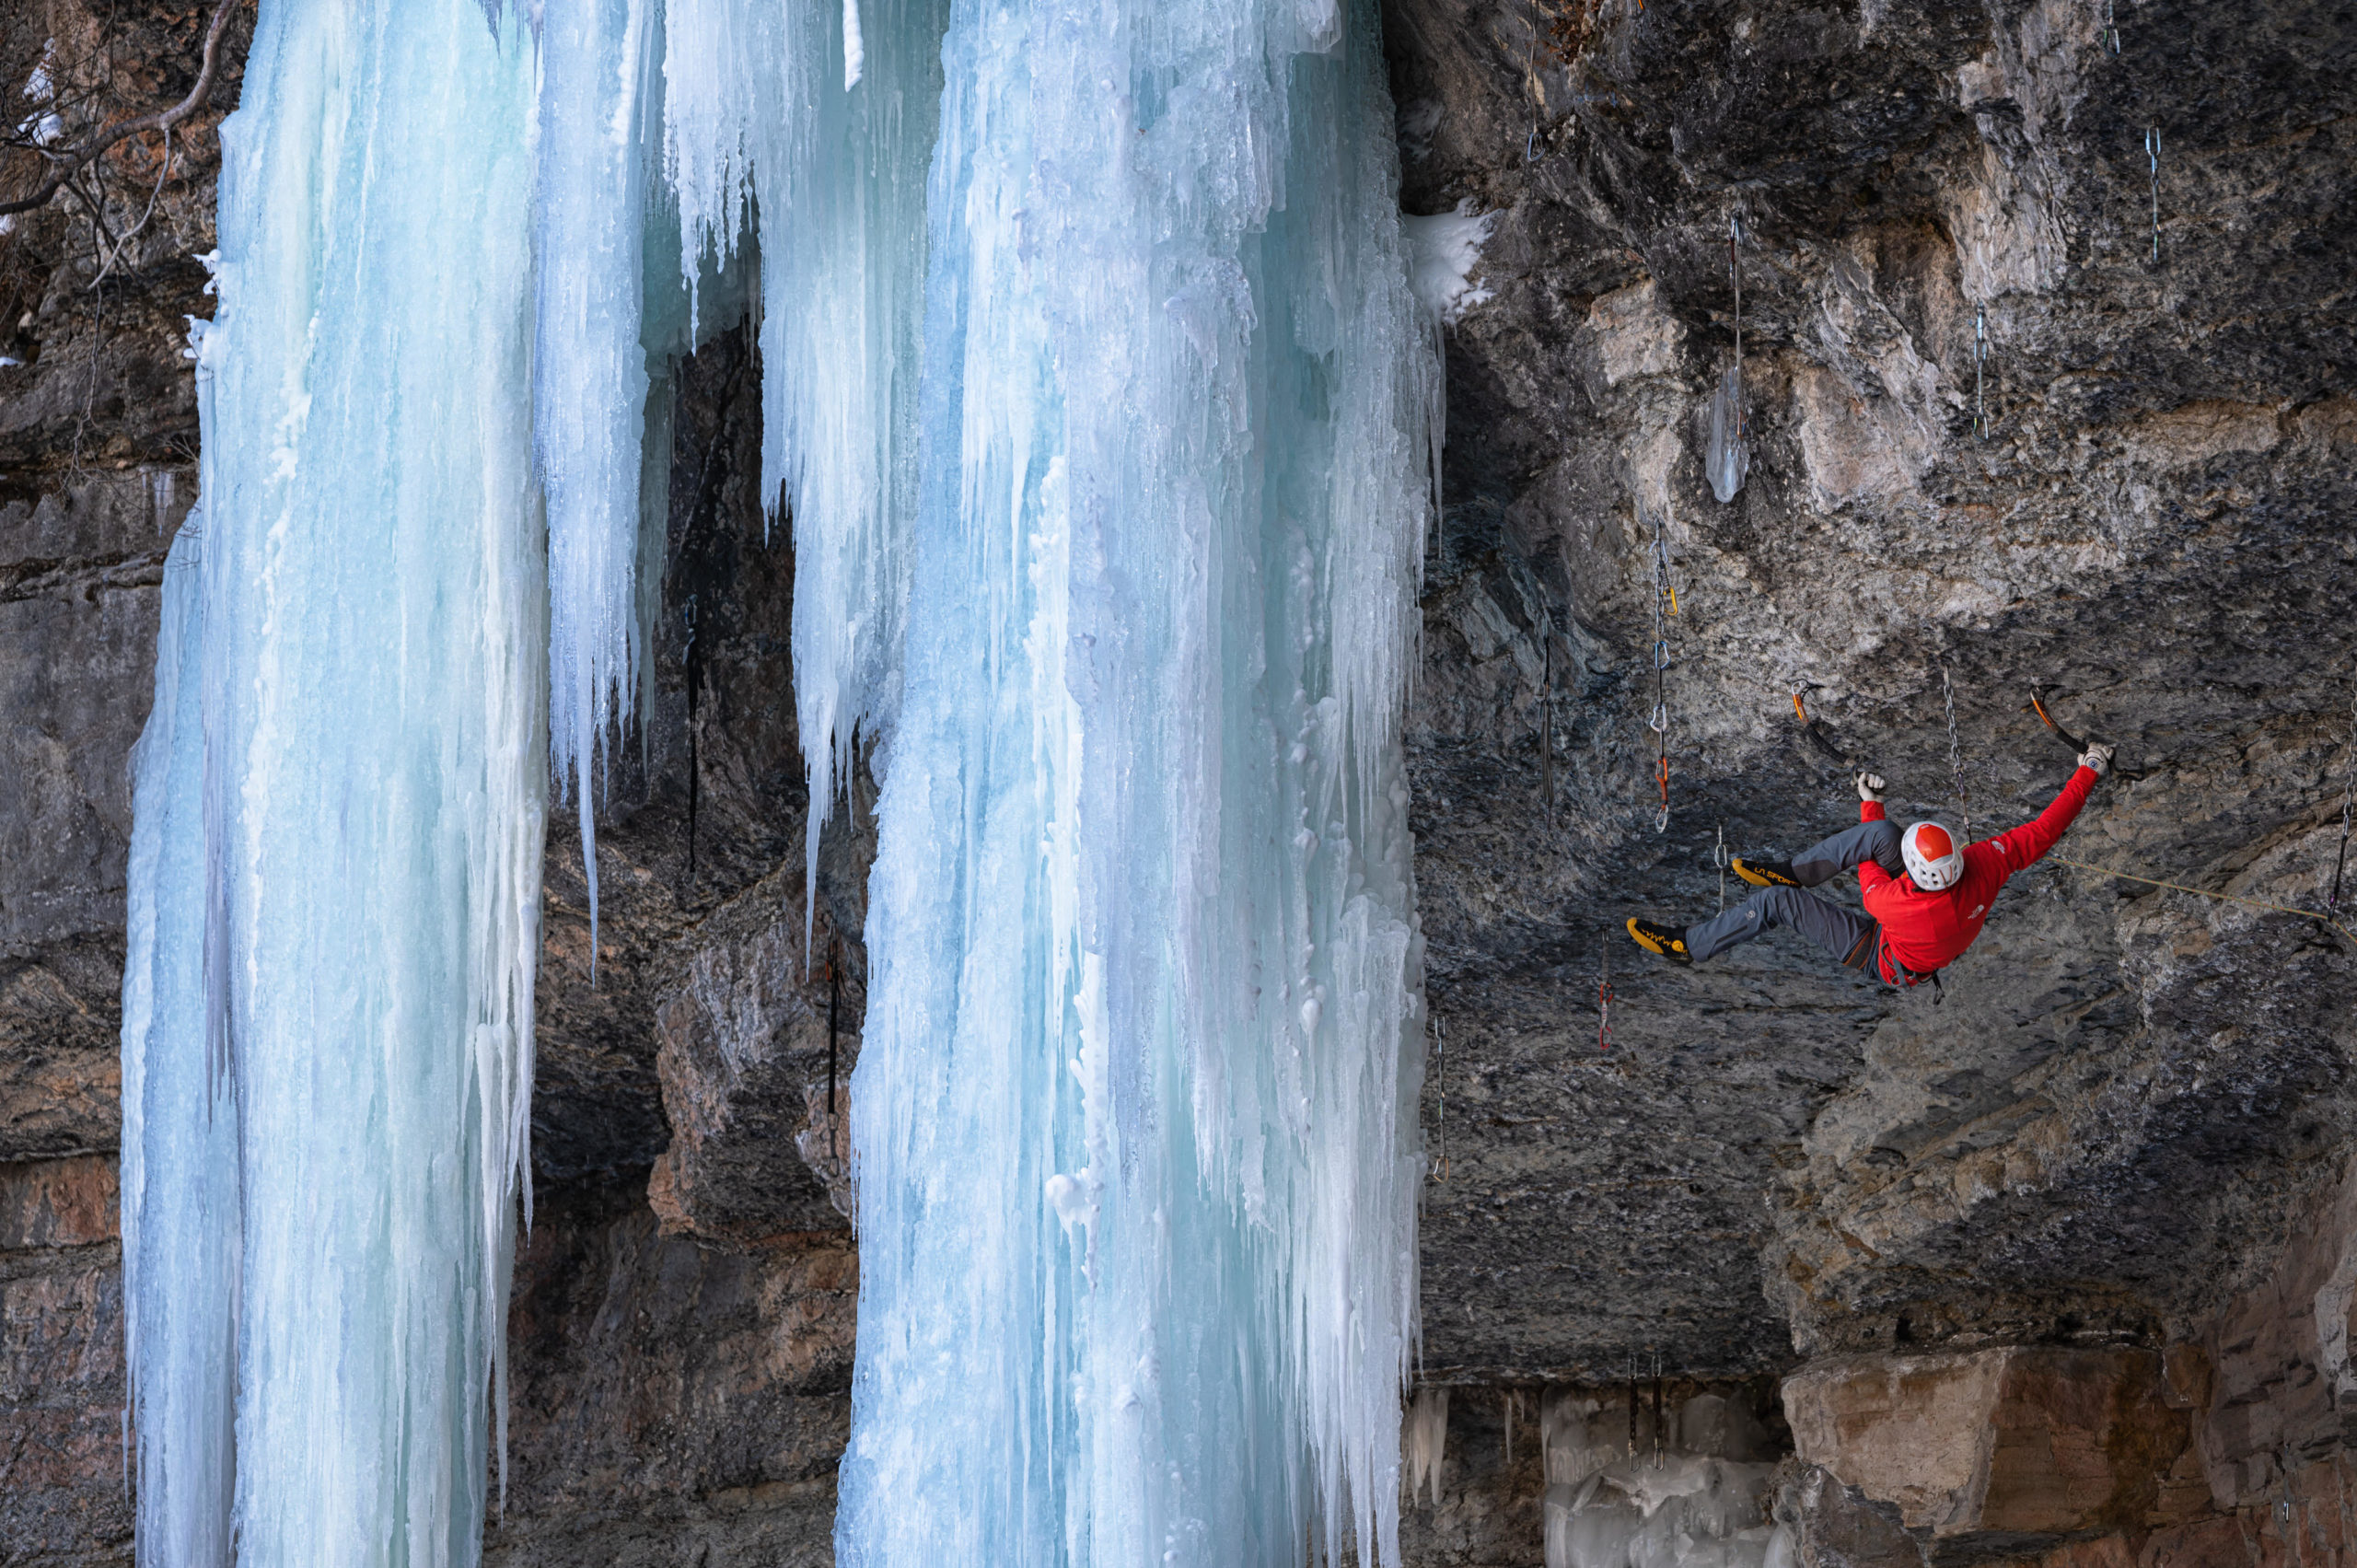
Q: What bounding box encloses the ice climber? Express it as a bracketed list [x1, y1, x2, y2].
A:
[1624, 744, 2115, 985]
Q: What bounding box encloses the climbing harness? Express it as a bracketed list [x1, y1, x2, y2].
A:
[1648, 504, 1676, 832]
[1714, 823, 1728, 911]
[1596, 933, 1614, 1051]
[2052, 857, 2357, 948]
[1434, 1015, 1451, 1179]
[1940, 663, 1972, 839]
[1972, 307, 1990, 439]
[2145, 128, 2162, 262]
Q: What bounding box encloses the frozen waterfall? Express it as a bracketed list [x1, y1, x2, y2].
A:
[125, 0, 1435, 1562]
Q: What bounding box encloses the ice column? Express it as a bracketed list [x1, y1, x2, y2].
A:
[124, 0, 545, 1562]
[832, 0, 1437, 1563]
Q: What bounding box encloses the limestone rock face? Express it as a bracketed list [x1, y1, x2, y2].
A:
[1782, 1348, 2197, 1544]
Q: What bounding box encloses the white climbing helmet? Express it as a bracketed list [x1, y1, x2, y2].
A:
[1902, 821, 1965, 890]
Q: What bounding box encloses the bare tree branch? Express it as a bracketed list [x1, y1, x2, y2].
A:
[0, 0, 243, 219]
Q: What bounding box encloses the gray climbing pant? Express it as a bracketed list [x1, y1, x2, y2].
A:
[1685, 819, 1904, 967]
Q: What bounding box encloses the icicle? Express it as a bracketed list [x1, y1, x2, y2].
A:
[132, 2, 547, 1560]
[1407, 1388, 1451, 1506]
[1705, 215, 1747, 503]
[537, 0, 670, 959]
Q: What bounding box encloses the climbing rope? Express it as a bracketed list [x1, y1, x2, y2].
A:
[1648, 504, 1675, 833]
[1941, 663, 1972, 838]
[2051, 857, 2357, 948]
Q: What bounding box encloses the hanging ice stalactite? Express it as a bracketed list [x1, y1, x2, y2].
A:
[662, 0, 949, 917]
[536, 0, 688, 947]
[125, 0, 546, 1561]
[1705, 214, 1748, 503]
[121, 521, 238, 1568]
[832, 0, 1435, 1562]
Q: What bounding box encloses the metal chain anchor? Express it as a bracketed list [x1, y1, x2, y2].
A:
[1941, 662, 1972, 839]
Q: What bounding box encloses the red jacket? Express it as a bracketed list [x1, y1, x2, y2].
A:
[1858, 766, 2099, 983]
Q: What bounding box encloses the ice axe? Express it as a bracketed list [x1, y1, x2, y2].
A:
[2028, 686, 2144, 781]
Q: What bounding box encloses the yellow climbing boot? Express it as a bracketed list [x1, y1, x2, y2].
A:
[1626, 918, 1691, 964]
[1733, 856, 1802, 889]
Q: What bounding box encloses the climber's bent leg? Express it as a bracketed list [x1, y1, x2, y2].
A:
[1685, 885, 1880, 967]
[1788, 819, 1904, 886]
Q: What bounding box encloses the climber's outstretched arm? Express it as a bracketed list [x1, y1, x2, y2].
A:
[1980, 746, 2112, 873]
